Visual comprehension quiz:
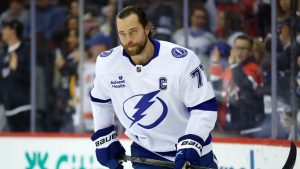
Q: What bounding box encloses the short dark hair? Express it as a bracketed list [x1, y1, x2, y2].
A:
[2, 20, 23, 39]
[234, 34, 254, 49]
[116, 5, 155, 38]
[190, 3, 207, 18]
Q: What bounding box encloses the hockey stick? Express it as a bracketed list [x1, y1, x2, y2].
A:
[120, 141, 296, 169]
[120, 155, 213, 169]
[282, 141, 297, 169]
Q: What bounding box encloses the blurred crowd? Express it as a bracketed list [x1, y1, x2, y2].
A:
[0, 0, 299, 140]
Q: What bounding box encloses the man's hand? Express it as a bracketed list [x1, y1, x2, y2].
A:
[211, 47, 221, 63]
[91, 126, 125, 169]
[174, 135, 204, 169]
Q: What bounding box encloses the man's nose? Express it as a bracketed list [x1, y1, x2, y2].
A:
[125, 36, 133, 45]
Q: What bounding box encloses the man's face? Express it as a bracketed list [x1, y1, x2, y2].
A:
[116, 13, 148, 56]
[67, 18, 78, 31]
[233, 39, 251, 65]
[191, 9, 206, 29]
[1, 26, 14, 43]
[70, 1, 79, 16]
[280, 0, 291, 12]
[10, 1, 23, 13]
[66, 30, 78, 50]
[279, 25, 290, 45]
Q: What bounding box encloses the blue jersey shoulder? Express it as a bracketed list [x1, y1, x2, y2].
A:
[100, 49, 113, 57]
[171, 47, 188, 58]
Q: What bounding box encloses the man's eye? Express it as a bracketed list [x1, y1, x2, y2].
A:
[130, 30, 137, 34]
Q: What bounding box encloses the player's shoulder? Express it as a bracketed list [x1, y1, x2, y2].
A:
[97, 45, 122, 59]
[157, 40, 200, 74]
[96, 46, 122, 63]
[95, 46, 123, 72]
[159, 40, 198, 61]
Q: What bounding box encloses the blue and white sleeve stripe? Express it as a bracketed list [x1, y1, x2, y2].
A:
[90, 91, 111, 103]
[187, 97, 217, 112]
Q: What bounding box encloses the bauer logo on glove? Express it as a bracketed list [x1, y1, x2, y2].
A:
[95, 131, 117, 147]
[177, 139, 203, 156]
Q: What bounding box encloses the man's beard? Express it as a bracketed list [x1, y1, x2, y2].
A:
[123, 36, 148, 56]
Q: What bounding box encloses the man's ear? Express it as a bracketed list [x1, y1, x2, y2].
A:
[145, 26, 150, 36]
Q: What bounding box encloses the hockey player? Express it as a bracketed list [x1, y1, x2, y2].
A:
[90, 5, 218, 169]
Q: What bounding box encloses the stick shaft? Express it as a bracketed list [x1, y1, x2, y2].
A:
[122, 155, 211, 169]
[122, 141, 296, 169]
[282, 141, 297, 169]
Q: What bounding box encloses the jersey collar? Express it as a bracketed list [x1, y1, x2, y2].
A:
[122, 39, 160, 66]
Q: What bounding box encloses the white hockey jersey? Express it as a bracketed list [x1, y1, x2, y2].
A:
[90, 39, 217, 160]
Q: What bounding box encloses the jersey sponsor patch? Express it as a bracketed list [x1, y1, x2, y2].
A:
[171, 47, 188, 58]
[100, 49, 113, 57]
[110, 76, 126, 88]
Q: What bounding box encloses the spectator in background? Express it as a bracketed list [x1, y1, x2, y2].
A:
[252, 37, 268, 66]
[26, 0, 66, 40]
[277, 18, 300, 127]
[201, 0, 218, 32]
[252, 37, 269, 99]
[68, 0, 79, 18]
[100, 2, 116, 37]
[214, 9, 226, 40]
[211, 35, 265, 132]
[230, 35, 265, 131]
[262, 19, 300, 107]
[82, 33, 112, 132]
[209, 41, 231, 129]
[209, 41, 232, 94]
[85, 19, 101, 40]
[279, 55, 300, 140]
[0, 0, 28, 35]
[215, 10, 245, 46]
[0, 20, 30, 131]
[223, 11, 245, 47]
[173, 3, 216, 75]
[277, 0, 292, 21]
[54, 29, 80, 132]
[277, 0, 300, 42]
[147, 0, 176, 41]
[252, 18, 300, 139]
[66, 16, 78, 32]
[216, 0, 259, 37]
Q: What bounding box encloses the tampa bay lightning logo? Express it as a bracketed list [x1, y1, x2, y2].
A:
[171, 47, 188, 58]
[123, 90, 168, 129]
[100, 49, 113, 57]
